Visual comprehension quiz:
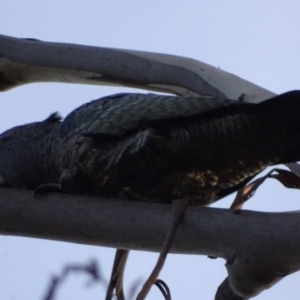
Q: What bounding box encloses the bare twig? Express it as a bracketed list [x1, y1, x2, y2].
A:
[155, 279, 172, 300]
[106, 249, 129, 300]
[43, 260, 102, 300]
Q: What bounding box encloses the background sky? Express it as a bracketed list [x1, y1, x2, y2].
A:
[1, 1, 300, 299]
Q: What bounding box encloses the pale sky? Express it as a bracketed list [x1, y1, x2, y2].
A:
[1, 1, 300, 299]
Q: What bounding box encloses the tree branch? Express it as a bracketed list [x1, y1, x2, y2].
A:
[1, 188, 300, 298]
[0, 34, 275, 101]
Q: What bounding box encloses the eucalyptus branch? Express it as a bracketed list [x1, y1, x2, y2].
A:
[0, 188, 299, 298]
[2, 188, 300, 259]
[0, 34, 274, 101]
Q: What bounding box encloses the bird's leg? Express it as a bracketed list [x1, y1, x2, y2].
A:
[136, 198, 190, 300]
[105, 249, 129, 300]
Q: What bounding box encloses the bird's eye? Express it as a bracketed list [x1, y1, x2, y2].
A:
[0, 135, 12, 141]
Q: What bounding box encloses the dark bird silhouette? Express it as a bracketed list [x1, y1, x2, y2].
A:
[48, 90, 300, 300]
[0, 113, 61, 189]
[58, 93, 257, 200]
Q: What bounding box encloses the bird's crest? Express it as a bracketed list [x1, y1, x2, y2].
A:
[44, 112, 63, 123]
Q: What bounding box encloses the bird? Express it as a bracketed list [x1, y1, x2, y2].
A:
[57, 92, 256, 201]
[56, 90, 300, 204]
[46, 90, 300, 300]
[0, 112, 62, 190]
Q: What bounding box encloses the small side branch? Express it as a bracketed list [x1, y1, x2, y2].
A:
[43, 260, 102, 300]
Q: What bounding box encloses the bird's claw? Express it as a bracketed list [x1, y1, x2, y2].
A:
[34, 183, 63, 197]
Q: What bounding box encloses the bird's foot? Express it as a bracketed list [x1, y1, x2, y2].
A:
[34, 168, 80, 197]
[136, 198, 190, 300]
[34, 183, 63, 197]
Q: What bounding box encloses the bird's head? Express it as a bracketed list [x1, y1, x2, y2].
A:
[0, 112, 62, 189]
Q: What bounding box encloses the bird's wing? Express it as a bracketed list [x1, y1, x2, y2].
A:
[61, 93, 253, 138]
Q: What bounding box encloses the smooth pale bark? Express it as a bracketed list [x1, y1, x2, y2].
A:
[0, 34, 297, 298]
[0, 34, 274, 101]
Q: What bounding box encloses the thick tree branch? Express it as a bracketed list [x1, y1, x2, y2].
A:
[0, 34, 275, 101]
[1, 188, 300, 298]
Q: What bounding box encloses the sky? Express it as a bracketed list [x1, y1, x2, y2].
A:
[1, 1, 300, 299]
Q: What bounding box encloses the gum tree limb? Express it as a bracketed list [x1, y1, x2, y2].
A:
[0, 188, 299, 298]
[0, 34, 274, 102]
